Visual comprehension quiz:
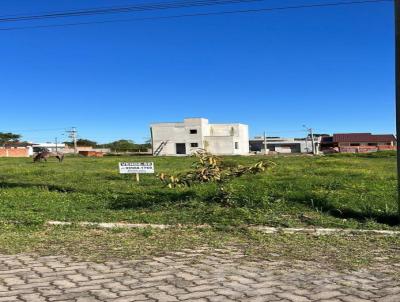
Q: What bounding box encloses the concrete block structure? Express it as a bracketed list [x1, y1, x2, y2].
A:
[150, 118, 249, 156]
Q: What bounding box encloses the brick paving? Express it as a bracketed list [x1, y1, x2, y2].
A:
[0, 249, 399, 302]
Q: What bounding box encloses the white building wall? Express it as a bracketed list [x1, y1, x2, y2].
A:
[151, 118, 249, 156]
[151, 123, 187, 156]
[182, 118, 207, 152]
[237, 124, 249, 155]
[204, 136, 234, 155]
[27, 146, 34, 156]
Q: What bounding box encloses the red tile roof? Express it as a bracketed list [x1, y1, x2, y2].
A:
[333, 133, 396, 143]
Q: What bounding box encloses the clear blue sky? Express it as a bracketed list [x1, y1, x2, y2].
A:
[0, 0, 395, 143]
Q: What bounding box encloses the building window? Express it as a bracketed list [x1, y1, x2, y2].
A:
[176, 143, 186, 155]
[191, 143, 198, 148]
[190, 129, 197, 134]
[235, 142, 239, 149]
[368, 143, 378, 146]
[350, 143, 360, 146]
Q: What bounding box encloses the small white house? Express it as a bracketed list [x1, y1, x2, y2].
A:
[32, 143, 66, 153]
[249, 136, 318, 154]
[150, 118, 249, 156]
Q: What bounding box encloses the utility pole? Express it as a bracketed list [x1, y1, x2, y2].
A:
[310, 128, 316, 155]
[395, 0, 400, 216]
[304, 136, 309, 153]
[303, 125, 316, 155]
[66, 127, 78, 154]
[263, 131, 268, 155]
[55, 137, 58, 153]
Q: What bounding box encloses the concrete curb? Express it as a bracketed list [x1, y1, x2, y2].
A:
[46, 221, 400, 236]
[250, 226, 400, 235]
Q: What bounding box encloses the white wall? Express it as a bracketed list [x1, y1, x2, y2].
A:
[151, 123, 187, 156]
[205, 124, 249, 155]
[204, 136, 240, 155]
[237, 124, 249, 155]
[151, 118, 249, 156]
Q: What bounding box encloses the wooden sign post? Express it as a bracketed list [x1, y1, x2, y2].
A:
[119, 162, 155, 183]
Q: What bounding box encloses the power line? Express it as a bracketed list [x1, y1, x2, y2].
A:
[0, 0, 265, 23]
[66, 127, 78, 154]
[0, 0, 391, 31]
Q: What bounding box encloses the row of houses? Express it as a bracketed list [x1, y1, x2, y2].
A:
[0, 142, 110, 158]
[319, 133, 396, 153]
[249, 133, 396, 154]
[150, 118, 397, 156]
[1, 117, 396, 157]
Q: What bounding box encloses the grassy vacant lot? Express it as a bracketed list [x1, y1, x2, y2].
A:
[0, 152, 397, 229]
[1, 152, 399, 269]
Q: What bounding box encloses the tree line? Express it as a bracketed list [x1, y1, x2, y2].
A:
[0, 132, 151, 151]
[65, 139, 151, 152]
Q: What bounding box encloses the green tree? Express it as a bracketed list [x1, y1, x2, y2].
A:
[76, 139, 98, 147]
[105, 139, 138, 151]
[0, 132, 21, 145]
[143, 138, 152, 148]
[64, 138, 98, 148]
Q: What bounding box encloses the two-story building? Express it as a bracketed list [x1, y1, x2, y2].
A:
[150, 118, 249, 156]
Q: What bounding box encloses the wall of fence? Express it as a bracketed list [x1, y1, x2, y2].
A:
[339, 145, 396, 153]
[0, 148, 30, 157]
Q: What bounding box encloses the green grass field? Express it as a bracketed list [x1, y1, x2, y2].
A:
[0, 152, 398, 229]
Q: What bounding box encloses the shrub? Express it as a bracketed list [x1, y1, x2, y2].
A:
[159, 150, 272, 206]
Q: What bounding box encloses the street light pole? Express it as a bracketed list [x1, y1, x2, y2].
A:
[395, 0, 400, 216]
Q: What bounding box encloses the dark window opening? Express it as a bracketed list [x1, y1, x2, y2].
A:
[368, 143, 378, 146]
[350, 143, 360, 146]
[190, 129, 197, 134]
[190, 143, 199, 148]
[235, 142, 239, 149]
[176, 143, 186, 154]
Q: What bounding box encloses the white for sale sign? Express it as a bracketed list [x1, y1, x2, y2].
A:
[119, 162, 155, 174]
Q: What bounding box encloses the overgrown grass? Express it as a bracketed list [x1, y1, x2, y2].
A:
[0, 153, 398, 229]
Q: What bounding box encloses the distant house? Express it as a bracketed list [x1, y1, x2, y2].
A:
[321, 133, 396, 153]
[249, 137, 318, 154]
[32, 143, 66, 153]
[150, 118, 249, 156]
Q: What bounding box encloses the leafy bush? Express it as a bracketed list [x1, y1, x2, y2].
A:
[159, 150, 271, 206]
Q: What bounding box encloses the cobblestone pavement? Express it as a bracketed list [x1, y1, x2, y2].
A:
[1, 249, 399, 302]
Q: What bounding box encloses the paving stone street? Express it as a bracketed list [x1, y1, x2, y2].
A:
[1, 249, 399, 302]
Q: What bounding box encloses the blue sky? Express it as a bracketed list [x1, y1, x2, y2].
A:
[0, 0, 395, 143]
